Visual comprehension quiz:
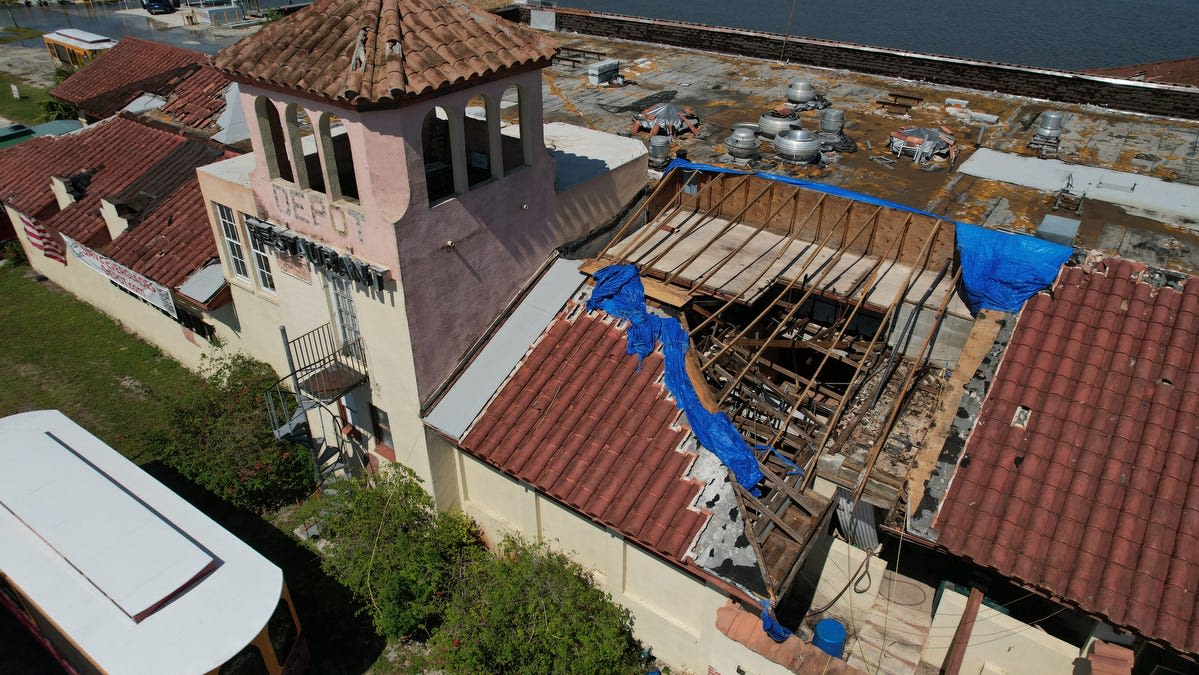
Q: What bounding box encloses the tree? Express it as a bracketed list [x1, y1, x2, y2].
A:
[151, 352, 315, 511]
[298, 469, 485, 639]
[430, 536, 643, 675]
[38, 68, 79, 123]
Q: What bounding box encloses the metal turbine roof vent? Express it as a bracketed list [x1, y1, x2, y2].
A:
[774, 129, 821, 163]
[724, 127, 761, 159]
[1030, 110, 1065, 157]
[784, 78, 830, 110]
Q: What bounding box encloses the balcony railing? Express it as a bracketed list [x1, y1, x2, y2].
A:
[286, 323, 368, 403]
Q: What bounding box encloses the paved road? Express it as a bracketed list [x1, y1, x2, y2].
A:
[2, 2, 253, 55]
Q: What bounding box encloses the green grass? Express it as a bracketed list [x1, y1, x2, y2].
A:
[0, 265, 196, 460]
[0, 26, 44, 44]
[0, 265, 394, 672]
[0, 71, 51, 125]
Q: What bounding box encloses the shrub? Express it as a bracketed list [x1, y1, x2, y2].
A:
[2, 240, 27, 265]
[431, 536, 643, 675]
[298, 469, 485, 639]
[152, 352, 315, 511]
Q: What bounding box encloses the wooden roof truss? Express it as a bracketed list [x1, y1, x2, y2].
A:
[588, 170, 962, 600]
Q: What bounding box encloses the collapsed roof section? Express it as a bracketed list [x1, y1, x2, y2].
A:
[583, 163, 969, 599]
[50, 37, 209, 121]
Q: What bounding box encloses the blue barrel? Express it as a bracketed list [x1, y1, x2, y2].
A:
[812, 618, 847, 659]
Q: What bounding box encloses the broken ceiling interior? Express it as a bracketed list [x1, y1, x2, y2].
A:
[582, 164, 970, 600]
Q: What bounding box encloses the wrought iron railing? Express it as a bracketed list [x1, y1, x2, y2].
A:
[285, 323, 368, 402]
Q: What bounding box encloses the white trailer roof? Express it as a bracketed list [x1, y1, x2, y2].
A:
[0, 411, 282, 675]
[43, 30, 118, 51]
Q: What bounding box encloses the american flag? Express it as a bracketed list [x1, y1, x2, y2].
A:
[17, 211, 66, 265]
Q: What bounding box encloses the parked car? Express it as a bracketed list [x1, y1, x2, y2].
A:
[144, 0, 174, 13]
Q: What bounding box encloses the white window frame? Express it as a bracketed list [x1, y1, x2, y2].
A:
[216, 203, 249, 281]
[328, 274, 361, 347]
[248, 229, 276, 292]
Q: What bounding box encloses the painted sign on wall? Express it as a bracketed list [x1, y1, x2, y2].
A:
[63, 235, 178, 319]
[245, 216, 389, 292]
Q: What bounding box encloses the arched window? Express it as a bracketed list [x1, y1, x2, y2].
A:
[255, 97, 293, 182]
[500, 85, 526, 174]
[422, 107, 456, 204]
[463, 94, 494, 187]
[316, 113, 359, 203]
[285, 104, 322, 192]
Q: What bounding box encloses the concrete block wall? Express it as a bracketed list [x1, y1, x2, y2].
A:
[502, 7, 1199, 121]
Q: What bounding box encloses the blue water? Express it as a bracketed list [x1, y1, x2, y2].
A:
[556, 0, 1199, 71]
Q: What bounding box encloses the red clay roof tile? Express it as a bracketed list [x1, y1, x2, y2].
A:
[460, 304, 705, 562]
[213, 0, 557, 106]
[936, 258, 1199, 655]
[51, 37, 208, 119]
[0, 115, 232, 289]
[157, 65, 232, 133]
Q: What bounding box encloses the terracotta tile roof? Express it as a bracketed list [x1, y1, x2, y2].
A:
[714, 602, 865, 674]
[1087, 640, 1135, 675]
[50, 37, 209, 119]
[0, 115, 179, 228]
[0, 115, 233, 288]
[936, 257, 1199, 655]
[157, 65, 231, 133]
[460, 303, 708, 562]
[103, 163, 232, 289]
[213, 0, 557, 105]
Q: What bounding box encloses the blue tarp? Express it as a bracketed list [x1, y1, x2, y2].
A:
[759, 599, 794, 643]
[587, 265, 765, 492]
[661, 159, 1073, 313]
[954, 222, 1073, 313]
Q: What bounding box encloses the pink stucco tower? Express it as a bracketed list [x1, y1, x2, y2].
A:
[214, 0, 560, 406]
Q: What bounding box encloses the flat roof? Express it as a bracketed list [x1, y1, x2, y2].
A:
[44, 29, 118, 51]
[544, 122, 647, 192]
[0, 411, 282, 674]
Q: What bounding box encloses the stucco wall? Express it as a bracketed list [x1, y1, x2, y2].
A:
[921, 587, 1080, 674]
[432, 434, 798, 675]
[552, 143, 648, 246]
[7, 204, 228, 372]
[197, 160, 434, 487]
[375, 70, 562, 404]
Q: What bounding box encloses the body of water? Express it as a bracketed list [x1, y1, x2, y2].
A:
[1, 3, 245, 54]
[557, 0, 1199, 72]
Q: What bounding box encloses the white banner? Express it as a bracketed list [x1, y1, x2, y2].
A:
[63, 236, 178, 320]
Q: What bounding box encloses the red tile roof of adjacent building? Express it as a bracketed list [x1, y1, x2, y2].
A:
[103, 167, 230, 290]
[50, 37, 209, 119]
[0, 115, 232, 289]
[460, 303, 708, 562]
[936, 257, 1199, 655]
[1, 115, 179, 227]
[213, 0, 557, 105]
[157, 65, 231, 133]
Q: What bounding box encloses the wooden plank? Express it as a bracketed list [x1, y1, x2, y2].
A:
[578, 259, 693, 308]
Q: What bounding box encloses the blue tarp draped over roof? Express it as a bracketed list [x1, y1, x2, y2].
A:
[587, 265, 765, 492]
[954, 222, 1073, 313]
[661, 159, 1073, 313]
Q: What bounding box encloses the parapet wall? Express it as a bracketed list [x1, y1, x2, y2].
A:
[499, 6, 1199, 121]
